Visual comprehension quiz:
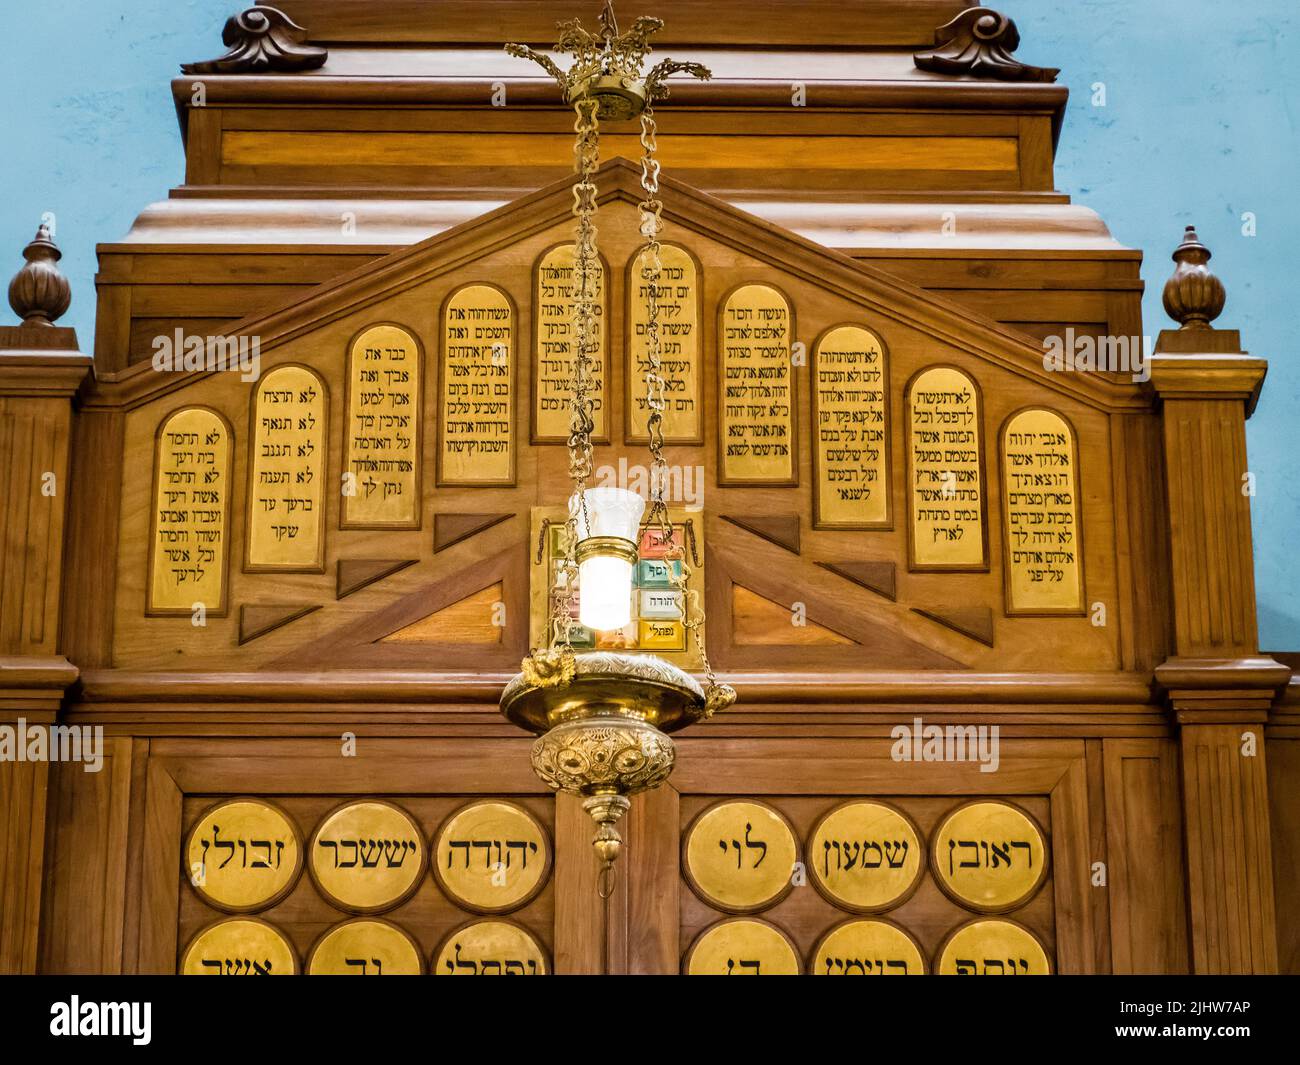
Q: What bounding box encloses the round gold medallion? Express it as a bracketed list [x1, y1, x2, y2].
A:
[184, 798, 302, 913]
[683, 800, 798, 913]
[808, 800, 924, 913]
[180, 917, 297, 975]
[306, 918, 423, 976]
[434, 919, 549, 976]
[308, 800, 427, 913]
[432, 800, 551, 914]
[684, 918, 801, 976]
[936, 918, 1052, 975]
[811, 918, 926, 975]
[931, 800, 1049, 912]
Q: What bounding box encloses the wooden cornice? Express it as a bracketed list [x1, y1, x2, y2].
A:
[260, 0, 977, 48]
[168, 71, 1068, 158]
[169, 74, 1067, 114]
[82, 158, 1148, 415]
[66, 667, 1172, 737]
[75, 667, 1155, 707]
[105, 196, 1128, 259]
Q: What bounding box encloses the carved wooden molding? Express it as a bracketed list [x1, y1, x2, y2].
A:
[911, 606, 995, 647]
[914, 9, 1059, 83]
[238, 603, 321, 644]
[433, 513, 513, 553]
[181, 7, 327, 75]
[815, 561, 897, 602]
[720, 515, 800, 555]
[335, 559, 417, 600]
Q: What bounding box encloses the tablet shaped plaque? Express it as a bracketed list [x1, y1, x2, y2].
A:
[534, 243, 607, 443]
[626, 243, 701, 443]
[440, 284, 515, 485]
[149, 407, 232, 614]
[907, 365, 986, 569]
[813, 325, 889, 527]
[247, 365, 327, 570]
[342, 324, 421, 528]
[719, 284, 795, 484]
[1001, 408, 1084, 614]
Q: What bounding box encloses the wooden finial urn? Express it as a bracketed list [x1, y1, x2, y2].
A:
[1161, 225, 1225, 330]
[8, 223, 71, 327]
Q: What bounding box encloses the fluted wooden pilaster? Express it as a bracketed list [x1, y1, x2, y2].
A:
[0, 235, 91, 969]
[1150, 227, 1288, 973]
[1177, 717, 1279, 972]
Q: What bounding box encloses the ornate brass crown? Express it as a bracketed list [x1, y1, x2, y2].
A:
[506, 1, 710, 121]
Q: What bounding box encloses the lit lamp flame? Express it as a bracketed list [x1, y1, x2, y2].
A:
[570, 487, 646, 631]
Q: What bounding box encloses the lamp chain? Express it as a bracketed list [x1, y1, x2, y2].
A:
[547, 97, 602, 655]
[637, 107, 731, 708]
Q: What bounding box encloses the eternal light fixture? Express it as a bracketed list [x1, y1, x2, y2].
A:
[499, 2, 736, 897]
[570, 486, 645, 631]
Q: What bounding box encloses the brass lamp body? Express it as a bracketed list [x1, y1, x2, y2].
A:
[500, 651, 709, 868]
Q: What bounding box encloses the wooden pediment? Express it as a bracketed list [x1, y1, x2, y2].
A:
[93, 158, 1144, 415]
[96, 157, 1140, 674]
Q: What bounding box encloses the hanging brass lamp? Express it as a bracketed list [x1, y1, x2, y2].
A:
[501, 3, 734, 892]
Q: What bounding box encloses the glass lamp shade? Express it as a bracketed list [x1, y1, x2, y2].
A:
[570, 486, 647, 541]
[569, 487, 646, 631]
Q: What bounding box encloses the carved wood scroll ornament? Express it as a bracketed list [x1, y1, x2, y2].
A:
[181, 7, 327, 75]
[914, 9, 1059, 84]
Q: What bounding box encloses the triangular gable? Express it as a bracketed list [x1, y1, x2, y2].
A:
[100, 155, 1128, 674]
[89, 158, 1146, 415]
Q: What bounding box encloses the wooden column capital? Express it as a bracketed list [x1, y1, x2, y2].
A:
[0, 654, 80, 720]
[1147, 350, 1267, 415]
[1155, 654, 1291, 719]
[0, 341, 94, 401]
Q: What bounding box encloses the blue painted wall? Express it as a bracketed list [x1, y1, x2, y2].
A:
[1002, 0, 1300, 650]
[2, 1, 1296, 649]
